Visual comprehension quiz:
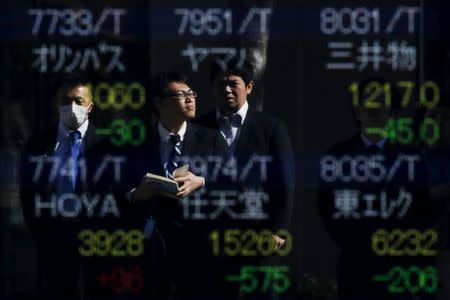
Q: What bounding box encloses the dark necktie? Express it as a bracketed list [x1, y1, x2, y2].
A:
[166, 133, 181, 178]
[68, 130, 82, 189]
[218, 114, 242, 146]
[56, 130, 81, 212]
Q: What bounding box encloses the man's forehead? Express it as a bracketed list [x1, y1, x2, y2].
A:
[167, 81, 190, 91]
[64, 85, 90, 96]
[215, 73, 244, 82]
[58, 85, 92, 104]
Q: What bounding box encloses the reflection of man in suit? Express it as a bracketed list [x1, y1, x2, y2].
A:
[130, 73, 206, 201]
[125, 72, 213, 299]
[20, 75, 101, 300]
[318, 82, 433, 300]
[423, 105, 450, 300]
[197, 58, 294, 237]
[194, 59, 295, 298]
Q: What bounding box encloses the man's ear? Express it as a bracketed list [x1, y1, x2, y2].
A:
[87, 101, 94, 113]
[246, 81, 254, 95]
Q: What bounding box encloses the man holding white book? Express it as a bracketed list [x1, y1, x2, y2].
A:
[130, 73, 207, 201]
[125, 72, 214, 299]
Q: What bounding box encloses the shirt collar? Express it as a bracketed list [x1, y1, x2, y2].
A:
[158, 121, 187, 143]
[216, 101, 249, 125]
[361, 133, 386, 149]
[58, 119, 89, 140]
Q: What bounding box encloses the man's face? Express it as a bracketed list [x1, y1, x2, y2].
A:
[57, 85, 93, 112]
[355, 99, 390, 130]
[158, 81, 196, 120]
[213, 73, 253, 114]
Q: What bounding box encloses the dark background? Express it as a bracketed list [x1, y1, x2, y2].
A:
[0, 0, 447, 297]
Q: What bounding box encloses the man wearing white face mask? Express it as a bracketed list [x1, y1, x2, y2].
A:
[20, 75, 105, 300]
[58, 95, 92, 130]
[56, 76, 93, 148]
[54, 78, 94, 194]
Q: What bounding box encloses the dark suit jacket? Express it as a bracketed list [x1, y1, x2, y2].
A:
[318, 133, 434, 298]
[20, 121, 113, 237]
[121, 121, 217, 298]
[187, 108, 295, 298]
[125, 121, 216, 225]
[318, 133, 432, 246]
[19, 120, 118, 300]
[194, 108, 295, 230]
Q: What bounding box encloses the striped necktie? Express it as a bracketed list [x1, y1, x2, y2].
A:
[166, 133, 181, 178]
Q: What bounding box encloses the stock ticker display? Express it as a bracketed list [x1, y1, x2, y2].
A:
[1, 0, 449, 299]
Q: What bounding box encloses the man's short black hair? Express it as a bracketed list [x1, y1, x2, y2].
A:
[209, 57, 254, 84]
[57, 74, 90, 94]
[149, 72, 189, 100]
[149, 72, 189, 117]
[54, 74, 91, 107]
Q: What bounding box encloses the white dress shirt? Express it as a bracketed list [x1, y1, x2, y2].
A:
[216, 100, 249, 148]
[127, 121, 206, 202]
[361, 133, 387, 150]
[158, 121, 187, 174]
[54, 119, 89, 154]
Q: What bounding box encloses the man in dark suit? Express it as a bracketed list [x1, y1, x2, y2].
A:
[195, 58, 295, 240]
[194, 59, 295, 298]
[318, 82, 435, 300]
[125, 72, 215, 299]
[423, 105, 450, 300]
[20, 75, 109, 300]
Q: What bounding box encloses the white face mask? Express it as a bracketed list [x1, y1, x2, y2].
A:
[58, 103, 89, 129]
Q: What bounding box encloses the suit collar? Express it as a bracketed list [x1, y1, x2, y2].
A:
[182, 122, 197, 155]
[55, 120, 90, 152]
[215, 101, 249, 125]
[151, 121, 195, 154]
[83, 123, 99, 152]
[233, 108, 255, 155]
[360, 133, 387, 150]
[149, 121, 202, 173]
[45, 125, 60, 155]
[157, 121, 187, 144]
[350, 132, 394, 154]
[212, 108, 256, 156]
[58, 120, 89, 139]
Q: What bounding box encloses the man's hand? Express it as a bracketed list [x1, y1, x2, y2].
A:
[273, 234, 286, 251]
[174, 171, 204, 198]
[132, 176, 161, 201]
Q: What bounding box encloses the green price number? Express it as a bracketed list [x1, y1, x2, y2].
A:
[373, 266, 437, 294]
[366, 117, 439, 146]
[96, 118, 146, 147]
[225, 265, 290, 294]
